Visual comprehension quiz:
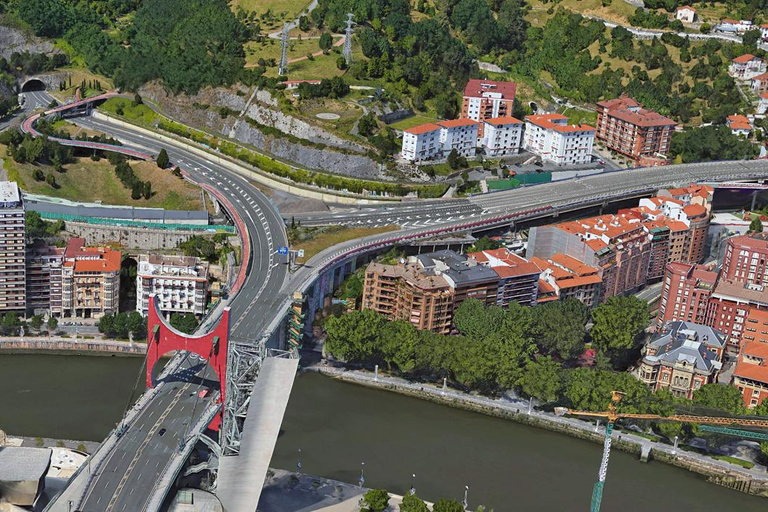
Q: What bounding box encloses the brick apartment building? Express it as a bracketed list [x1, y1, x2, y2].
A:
[0, 182, 26, 313]
[706, 279, 768, 356]
[461, 79, 516, 136]
[721, 232, 768, 286]
[595, 96, 677, 165]
[742, 308, 768, 345]
[55, 238, 121, 318]
[656, 262, 718, 329]
[468, 248, 540, 307]
[638, 321, 725, 399]
[734, 340, 768, 408]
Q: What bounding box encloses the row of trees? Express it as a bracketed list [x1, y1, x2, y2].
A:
[325, 296, 650, 395]
[1, 128, 74, 168]
[113, 159, 152, 200]
[0, 312, 57, 336]
[97, 312, 147, 340]
[362, 489, 477, 512]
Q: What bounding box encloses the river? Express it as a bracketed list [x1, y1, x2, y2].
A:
[1, 354, 766, 511]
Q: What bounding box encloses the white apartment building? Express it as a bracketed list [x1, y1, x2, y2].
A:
[729, 54, 767, 80]
[523, 114, 595, 165]
[758, 93, 768, 115]
[482, 116, 523, 156]
[136, 254, 209, 317]
[437, 119, 479, 158]
[0, 181, 26, 313]
[401, 123, 442, 162]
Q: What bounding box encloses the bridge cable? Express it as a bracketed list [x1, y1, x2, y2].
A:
[121, 344, 151, 428]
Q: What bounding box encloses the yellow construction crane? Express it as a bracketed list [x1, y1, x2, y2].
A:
[555, 391, 768, 512]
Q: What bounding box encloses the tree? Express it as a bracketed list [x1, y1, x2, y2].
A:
[324, 309, 386, 363]
[433, 499, 464, 512]
[743, 29, 761, 48]
[749, 217, 763, 233]
[699, 22, 710, 33]
[32, 168, 45, 181]
[590, 296, 649, 354]
[754, 397, 768, 417]
[400, 493, 429, 512]
[358, 113, 378, 137]
[47, 316, 58, 332]
[133, 93, 143, 106]
[30, 315, 44, 330]
[45, 173, 57, 188]
[467, 236, 501, 253]
[156, 148, 170, 168]
[361, 489, 389, 512]
[530, 300, 588, 360]
[336, 56, 347, 70]
[319, 31, 333, 52]
[143, 181, 152, 200]
[693, 383, 746, 415]
[170, 313, 199, 334]
[520, 356, 563, 403]
[447, 149, 462, 170]
[131, 182, 143, 200]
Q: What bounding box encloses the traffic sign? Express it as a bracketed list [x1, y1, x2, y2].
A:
[277, 246, 289, 255]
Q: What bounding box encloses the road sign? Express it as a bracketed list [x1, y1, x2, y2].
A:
[277, 246, 289, 255]
[297, 249, 305, 258]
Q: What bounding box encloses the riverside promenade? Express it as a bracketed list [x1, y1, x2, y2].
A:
[306, 363, 768, 498]
[0, 337, 145, 355]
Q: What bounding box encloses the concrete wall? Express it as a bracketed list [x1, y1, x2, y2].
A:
[0, 338, 145, 355]
[64, 221, 208, 250]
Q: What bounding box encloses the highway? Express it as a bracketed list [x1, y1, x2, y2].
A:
[292, 160, 768, 228]
[0, 89, 52, 132]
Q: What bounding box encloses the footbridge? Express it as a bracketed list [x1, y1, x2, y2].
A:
[21, 94, 768, 511]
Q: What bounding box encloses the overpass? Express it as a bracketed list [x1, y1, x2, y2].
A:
[20, 95, 768, 511]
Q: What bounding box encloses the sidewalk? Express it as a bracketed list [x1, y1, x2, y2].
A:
[306, 364, 768, 488]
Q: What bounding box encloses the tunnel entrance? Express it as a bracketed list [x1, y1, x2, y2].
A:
[21, 79, 46, 92]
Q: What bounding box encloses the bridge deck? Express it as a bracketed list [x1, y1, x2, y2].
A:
[217, 357, 299, 512]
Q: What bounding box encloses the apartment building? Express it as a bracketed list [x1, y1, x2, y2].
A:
[656, 262, 718, 329]
[721, 232, 768, 287]
[461, 79, 516, 136]
[482, 116, 524, 156]
[136, 254, 209, 317]
[529, 254, 602, 307]
[638, 322, 725, 399]
[0, 182, 26, 313]
[55, 238, 121, 318]
[742, 308, 768, 345]
[706, 279, 768, 355]
[751, 72, 768, 94]
[758, 93, 768, 115]
[416, 251, 499, 309]
[362, 261, 455, 333]
[733, 341, 768, 408]
[401, 123, 442, 162]
[468, 248, 540, 307]
[595, 96, 677, 165]
[729, 54, 766, 80]
[25, 241, 63, 316]
[437, 119, 479, 158]
[523, 114, 595, 165]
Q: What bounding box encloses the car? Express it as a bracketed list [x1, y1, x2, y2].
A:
[158, 428, 167, 437]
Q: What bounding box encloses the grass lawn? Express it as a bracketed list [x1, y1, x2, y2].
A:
[1, 147, 204, 211]
[389, 115, 441, 131]
[290, 225, 398, 264]
[50, 119, 104, 139]
[231, 0, 312, 19]
[560, 107, 597, 126]
[711, 455, 755, 469]
[527, 0, 638, 27]
[421, 163, 455, 177]
[100, 98, 159, 127]
[48, 67, 115, 102]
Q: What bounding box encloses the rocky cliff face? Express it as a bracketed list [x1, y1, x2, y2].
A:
[0, 24, 58, 60]
[139, 83, 385, 180]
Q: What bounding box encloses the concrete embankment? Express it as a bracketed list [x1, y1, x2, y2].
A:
[306, 365, 768, 499]
[0, 337, 145, 356]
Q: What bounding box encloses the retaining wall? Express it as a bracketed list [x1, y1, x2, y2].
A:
[64, 221, 210, 250]
[0, 338, 145, 355]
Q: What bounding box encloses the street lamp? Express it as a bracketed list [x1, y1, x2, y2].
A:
[409, 473, 416, 495]
[462, 485, 469, 510]
[296, 448, 302, 472]
[359, 462, 365, 488]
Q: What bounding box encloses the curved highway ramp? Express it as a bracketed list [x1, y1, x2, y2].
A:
[217, 356, 300, 511]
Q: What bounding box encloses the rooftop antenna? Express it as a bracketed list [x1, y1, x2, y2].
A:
[278, 22, 290, 76]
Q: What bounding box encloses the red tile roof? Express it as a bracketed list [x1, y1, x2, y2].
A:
[63, 237, 121, 273]
[485, 116, 523, 126]
[676, 5, 695, 10]
[734, 341, 768, 384]
[752, 72, 768, 83]
[683, 203, 707, 217]
[404, 123, 442, 135]
[727, 114, 752, 131]
[733, 54, 758, 64]
[597, 96, 677, 128]
[437, 118, 479, 129]
[525, 114, 594, 133]
[463, 79, 517, 100]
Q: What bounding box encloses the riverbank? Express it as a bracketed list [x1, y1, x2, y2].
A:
[0, 337, 145, 355]
[305, 364, 768, 498]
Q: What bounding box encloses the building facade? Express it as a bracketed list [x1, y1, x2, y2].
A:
[706, 279, 768, 355]
[0, 182, 26, 313]
[675, 6, 696, 23]
[733, 341, 768, 408]
[523, 114, 595, 165]
[721, 232, 768, 286]
[468, 248, 540, 307]
[751, 72, 768, 94]
[401, 123, 442, 162]
[638, 322, 725, 399]
[437, 119, 479, 158]
[461, 79, 516, 136]
[136, 254, 209, 317]
[530, 254, 602, 307]
[482, 117, 524, 156]
[595, 96, 677, 165]
[758, 93, 768, 115]
[25, 241, 63, 316]
[55, 238, 121, 318]
[656, 262, 717, 329]
[729, 54, 766, 80]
